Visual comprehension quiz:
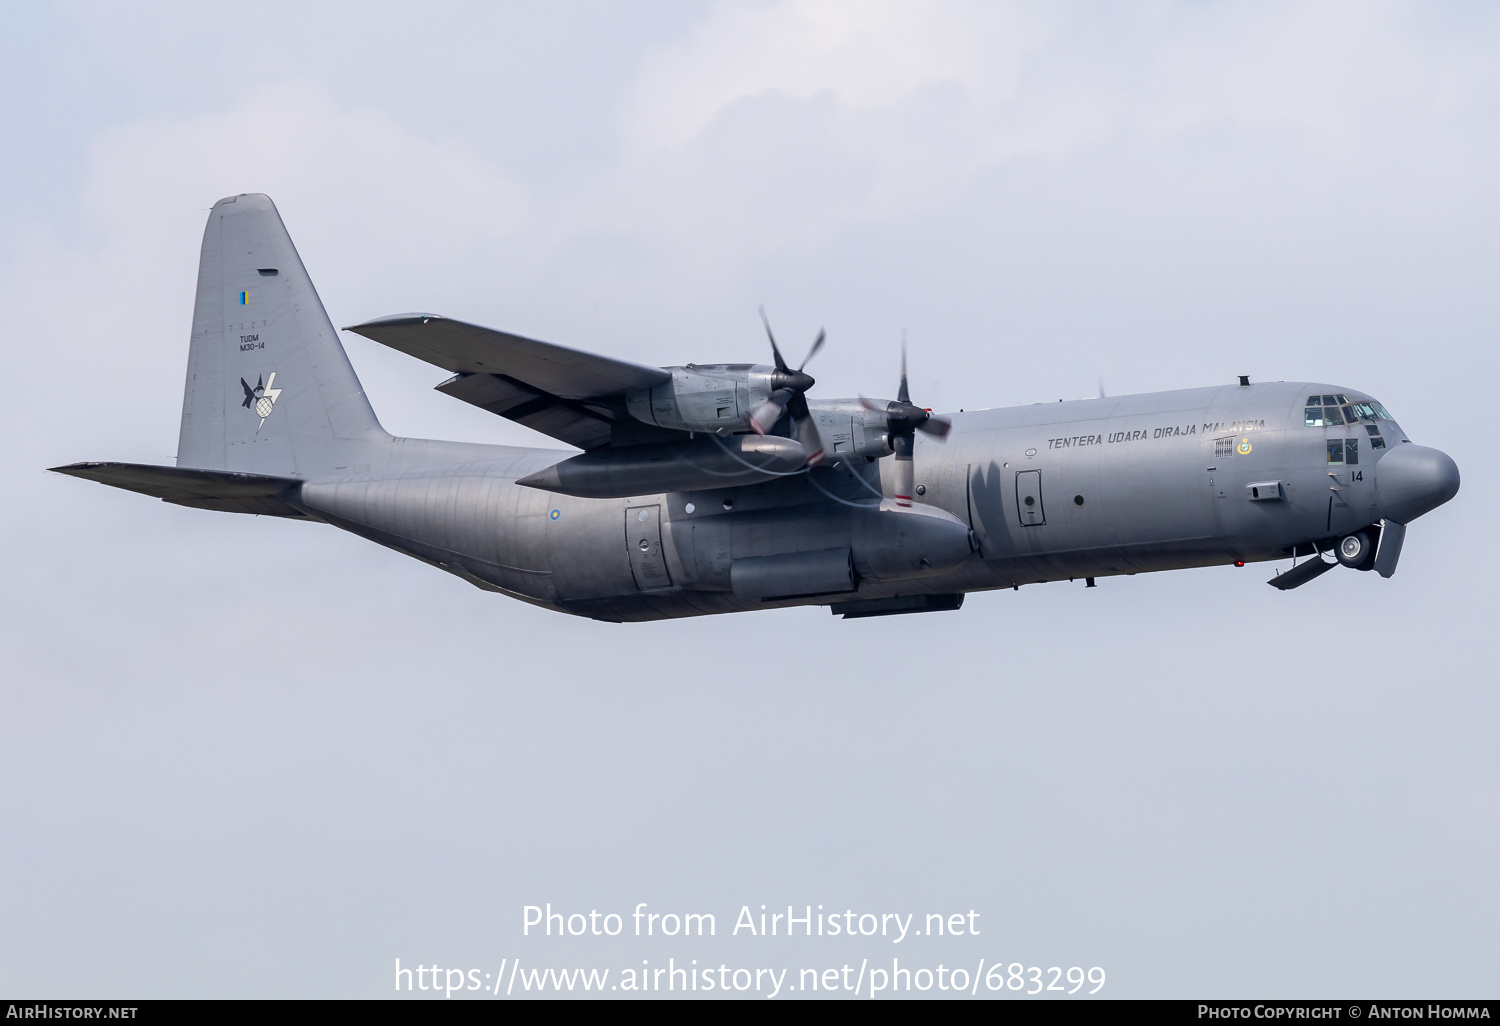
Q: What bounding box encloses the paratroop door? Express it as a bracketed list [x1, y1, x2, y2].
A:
[1016, 470, 1045, 526]
[626, 505, 672, 589]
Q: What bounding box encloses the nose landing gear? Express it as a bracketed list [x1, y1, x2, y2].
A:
[1336, 530, 1377, 571]
[1271, 525, 1386, 588]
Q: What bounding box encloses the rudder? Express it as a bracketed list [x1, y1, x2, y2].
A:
[177, 193, 387, 477]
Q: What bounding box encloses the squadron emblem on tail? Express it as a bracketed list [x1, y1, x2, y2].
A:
[240, 372, 282, 430]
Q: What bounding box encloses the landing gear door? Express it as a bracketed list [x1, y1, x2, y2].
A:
[626, 505, 672, 590]
[1016, 470, 1045, 526]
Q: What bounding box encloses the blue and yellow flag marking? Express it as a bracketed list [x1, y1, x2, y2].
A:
[238, 291, 247, 305]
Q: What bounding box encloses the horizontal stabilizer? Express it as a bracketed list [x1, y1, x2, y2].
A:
[49, 462, 309, 519]
[1267, 556, 1336, 591]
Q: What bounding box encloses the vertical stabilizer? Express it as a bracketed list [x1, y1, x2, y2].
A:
[177, 194, 386, 476]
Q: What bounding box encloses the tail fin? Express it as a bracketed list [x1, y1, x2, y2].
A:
[177, 193, 387, 477]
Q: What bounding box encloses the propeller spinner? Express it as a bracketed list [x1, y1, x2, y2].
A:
[749, 308, 827, 466]
[861, 341, 951, 507]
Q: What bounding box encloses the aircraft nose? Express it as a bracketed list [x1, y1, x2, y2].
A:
[1376, 443, 1460, 523]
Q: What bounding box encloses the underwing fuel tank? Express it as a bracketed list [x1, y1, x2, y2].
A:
[851, 500, 975, 580]
[516, 435, 806, 498]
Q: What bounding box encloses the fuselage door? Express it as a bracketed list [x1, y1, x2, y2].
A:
[626, 504, 672, 590]
[1016, 470, 1045, 526]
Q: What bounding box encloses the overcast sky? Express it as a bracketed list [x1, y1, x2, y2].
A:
[1, 0, 1495, 999]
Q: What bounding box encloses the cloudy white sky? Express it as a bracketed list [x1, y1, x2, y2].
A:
[1, 0, 1495, 998]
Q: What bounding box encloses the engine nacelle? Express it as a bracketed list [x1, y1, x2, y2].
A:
[624, 368, 894, 460]
[626, 364, 776, 433]
[624, 364, 899, 463]
[804, 398, 897, 461]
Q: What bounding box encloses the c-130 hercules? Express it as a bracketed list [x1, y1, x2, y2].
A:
[54, 194, 1459, 621]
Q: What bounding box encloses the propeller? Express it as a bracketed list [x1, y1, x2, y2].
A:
[860, 339, 951, 507]
[749, 308, 827, 466]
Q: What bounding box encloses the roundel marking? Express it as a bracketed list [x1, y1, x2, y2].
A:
[549, 508, 561, 520]
[1237, 438, 1252, 455]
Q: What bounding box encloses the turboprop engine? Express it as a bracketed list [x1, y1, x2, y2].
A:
[624, 363, 777, 435]
[628, 312, 832, 460]
[520, 331, 953, 499]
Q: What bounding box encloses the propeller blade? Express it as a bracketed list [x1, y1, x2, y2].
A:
[892, 439, 915, 508]
[917, 414, 952, 439]
[758, 306, 790, 372]
[795, 416, 825, 466]
[853, 339, 944, 499]
[897, 336, 910, 404]
[749, 389, 791, 435]
[787, 392, 825, 466]
[798, 328, 825, 372]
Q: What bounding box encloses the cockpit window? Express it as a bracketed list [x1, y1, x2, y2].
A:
[1307, 395, 1395, 427]
[1352, 400, 1393, 421]
[1327, 438, 1359, 465]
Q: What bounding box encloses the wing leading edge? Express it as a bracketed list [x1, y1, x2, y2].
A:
[343, 314, 676, 449]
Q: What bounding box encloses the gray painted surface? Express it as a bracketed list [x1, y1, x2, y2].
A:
[62, 196, 1461, 622]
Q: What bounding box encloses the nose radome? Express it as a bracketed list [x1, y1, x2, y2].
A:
[1376, 443, 1460, 523]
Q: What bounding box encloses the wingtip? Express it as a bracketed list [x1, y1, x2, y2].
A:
[213, 193, 275, 211]
[342, 313, 447, 334]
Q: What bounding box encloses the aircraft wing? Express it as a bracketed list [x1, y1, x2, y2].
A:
[343, 314, 676, 450]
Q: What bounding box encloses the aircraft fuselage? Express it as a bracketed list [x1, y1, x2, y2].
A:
[291, 379, 1452, 622]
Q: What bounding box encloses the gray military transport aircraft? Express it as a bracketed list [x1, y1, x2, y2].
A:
[53, 194, 1460, 621]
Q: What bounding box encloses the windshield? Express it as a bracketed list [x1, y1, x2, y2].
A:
[1304, 394, 1393, 427]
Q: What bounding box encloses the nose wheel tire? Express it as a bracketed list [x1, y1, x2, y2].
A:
[1336, 531, 1373, 569]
